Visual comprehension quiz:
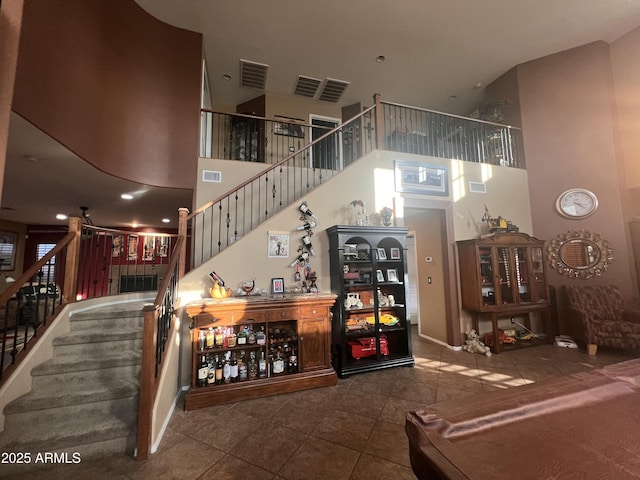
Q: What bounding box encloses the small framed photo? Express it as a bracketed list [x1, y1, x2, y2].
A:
[271, 277, 285, 294]
[390, 247, 401, 260]
[376, 269, 385, 282]
[377, 248, 387, 260]
[387, 269, 399, 282]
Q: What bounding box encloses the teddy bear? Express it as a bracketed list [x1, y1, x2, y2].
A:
[463, 329, 492, 357]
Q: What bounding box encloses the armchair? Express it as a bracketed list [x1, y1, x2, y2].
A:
[564, 285, 640, 355]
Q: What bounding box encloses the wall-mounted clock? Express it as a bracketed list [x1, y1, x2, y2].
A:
[555, 188, 598, 219]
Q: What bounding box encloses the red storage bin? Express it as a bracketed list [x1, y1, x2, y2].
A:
[348, 335, 388, 359]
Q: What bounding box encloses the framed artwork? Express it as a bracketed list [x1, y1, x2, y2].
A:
[271, 277, 285, 294]
[387, 269, 399, 282]
[157, 237, 169, 258]
[112, 235, 124, 258]
[273, 122, 304, 138]
[390, 247, 401, 260]
[128, 235, 139, 260]
[142, 236, 155, 261]
[395, 160, 449, 196]
[268, 231, 290, 258]
[0, 231, 17, 270]
[376, 269, 385, 282]
[377, 248, 387, 260]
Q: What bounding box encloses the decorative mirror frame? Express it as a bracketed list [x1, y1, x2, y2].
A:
[547, 230, 613, 279]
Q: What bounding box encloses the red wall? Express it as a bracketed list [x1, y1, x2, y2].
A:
[12, 0, 202, 189]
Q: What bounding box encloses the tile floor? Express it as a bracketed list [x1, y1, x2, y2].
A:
[5, 328, 639, 480]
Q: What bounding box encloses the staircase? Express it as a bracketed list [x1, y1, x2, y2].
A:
[0, 301, 147, 469]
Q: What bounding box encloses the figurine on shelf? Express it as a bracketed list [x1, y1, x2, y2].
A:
[348, 200, 369, 226]
[380, 206, 393, 227]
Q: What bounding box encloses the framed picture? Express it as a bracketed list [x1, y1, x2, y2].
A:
[127, 235, 139, 260]
[271, 277, 285, 294]
[0, 231, 17, 270]
[268, 231, 290, 258]
[376, 269, 385, 282]
[377, 248, 387, 260]
[273, 122, 305, 138]
[157, 237, 169, 258]
[387, 269, 399, 282]
[390, 247, 401, 260]
[112, 235, 124, 258]
[395, 160, 449, 196]
[142, 236, 155, 261]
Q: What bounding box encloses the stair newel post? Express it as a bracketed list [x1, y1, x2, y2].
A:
[137, 304, 158, 461]
[178, 208, 189, 279]
[373, 93, 385, 150]
[62, 216, 82, 305]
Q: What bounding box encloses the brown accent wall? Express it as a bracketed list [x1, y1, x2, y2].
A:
[0, 0, 24, 200]
[12, 0, 201, 189]
[500, 42, 634, 330]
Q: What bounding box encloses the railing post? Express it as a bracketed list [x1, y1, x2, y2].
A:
[373, 93, 385, 150]
[62, 216, 82, 304]
[178, 208, 189, 278]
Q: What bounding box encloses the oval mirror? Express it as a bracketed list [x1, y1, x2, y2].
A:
[547, 230, 613, 279]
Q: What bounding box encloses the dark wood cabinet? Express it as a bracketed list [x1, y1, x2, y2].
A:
[184, 295, 336, 410]
[327, 225, 414, 377]
[457, 232, 552, 353]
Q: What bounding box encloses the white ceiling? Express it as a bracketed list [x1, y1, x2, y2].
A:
[4, 0, 640, 228]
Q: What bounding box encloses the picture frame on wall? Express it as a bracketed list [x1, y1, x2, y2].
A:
[128, 235, 139, 260]
[271, 277, 285, 295]
[268, 231, 290, 258]
[0, 231, 17, 270]
[395, 159, 449, 196]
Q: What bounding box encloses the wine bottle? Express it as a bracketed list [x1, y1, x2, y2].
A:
[288, 348, 298, 374]
[299, 202, 318, 220]
[259, 351, 267, 378]
[238, 350, 247, 381]
[272, 351, 285, 375]
[290, 251, 309, 267]
[197, 355, 208, 386]
[207, 357, 216, 385]
[230, 352, 239, 383]
[223, 351, 231, 384]
[302, 234, 315, 256]
[296, 220, 317, 231]
[248, 351, 258, 380]
[209, 271, 225, 287]
[215, 355, 223, 385]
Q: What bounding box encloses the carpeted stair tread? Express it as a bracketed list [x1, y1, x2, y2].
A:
[52, 328, 143, 345]
[0, 411, 138, 452]
[5, 379, 139, 414]
[31, 350, 142, 376]
[69, 304, 149, 322]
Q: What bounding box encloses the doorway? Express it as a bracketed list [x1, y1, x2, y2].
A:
[309, 115, 341, 170]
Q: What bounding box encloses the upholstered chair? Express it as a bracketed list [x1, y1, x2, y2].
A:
[564, 285, 640, 355]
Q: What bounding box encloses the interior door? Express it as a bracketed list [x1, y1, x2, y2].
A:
[310, 116, 341, 170]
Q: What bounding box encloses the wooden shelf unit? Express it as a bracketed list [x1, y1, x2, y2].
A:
[184, 294, 337, 410]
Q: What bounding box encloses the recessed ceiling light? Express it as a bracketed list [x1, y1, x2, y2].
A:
[162, 218, 171, 223]
[474, 82, 483, 89]
[22, 155, 38, 162]
[121, 193, 133, 200]
[56, 213, 68, 220]
[222, 73, 232, 81]
[375, 55, 386, 63]
[449, 95, 458, 101]
[131, 222, 138, 228]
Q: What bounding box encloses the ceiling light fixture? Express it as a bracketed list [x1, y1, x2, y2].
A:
[474, 82, 483, 89]
[222, 73, 232, 81]
[121, 193, 134, 200]
[375, 55, 386, 63]
[56, 213, 68, 220]
[131, 222, 138, 228]
[449, 95, 458, 101]
[162, 218, 171, 224]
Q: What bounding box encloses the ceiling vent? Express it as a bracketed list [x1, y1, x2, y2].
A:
[318, 78, 350, 103]
[294, 75, 322, 98]
[240, 59, 269, 90]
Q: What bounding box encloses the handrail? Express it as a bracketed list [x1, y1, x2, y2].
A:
[188, 104, 377, 222]
[136, 234, 185, 461]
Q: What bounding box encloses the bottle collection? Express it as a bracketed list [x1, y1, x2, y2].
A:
[196, 325, 298, 387]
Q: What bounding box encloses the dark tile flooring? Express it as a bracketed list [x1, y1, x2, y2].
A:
[6, 328, 639, 480]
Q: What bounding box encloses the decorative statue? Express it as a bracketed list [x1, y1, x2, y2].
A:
[380, 207, 393, 226]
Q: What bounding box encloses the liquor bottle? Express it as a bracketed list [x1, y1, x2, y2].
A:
[259, 351, 267, 378]
[197, 355, 208, 386]
[248, 351, 258, 380]
[238, 350, 247, 381]
[247, 327, 257, 345]
[215, 355, 223, 385]
[198, 330, 206, 351]
[272, 351, 285, 375]
[288, 348, 298, 374]
[223, 351, 231, 384]
[257, 326, 266, 346]
[227, 330, 237, 348]
[205, 328, 215, 349]
[215, 327, 225, 348]
[237, 326, 247, 345]
[230, 352, 239, 383]
[207, 357, 216, 385]
[299, 201, 318, 220]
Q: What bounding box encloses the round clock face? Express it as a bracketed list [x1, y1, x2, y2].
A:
[556, 189, 598, 219]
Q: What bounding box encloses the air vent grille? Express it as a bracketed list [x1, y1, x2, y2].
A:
[240, 59, 269, 90]
[318, 78, 350, 103]
[469, 181, 487, 193]
[203, 170, 222, 183]
[294, 76, 322, 98]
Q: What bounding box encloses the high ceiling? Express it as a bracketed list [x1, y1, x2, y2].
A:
[4, 0, 640, 228]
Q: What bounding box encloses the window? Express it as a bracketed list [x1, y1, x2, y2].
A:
[36, 243, 56, 283]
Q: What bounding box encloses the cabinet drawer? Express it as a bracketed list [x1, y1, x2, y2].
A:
[267, 308, 298, 320]
[233, 310, 266, 324]
[299, 306, 327, 318]
[194, 310, 265, 327]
